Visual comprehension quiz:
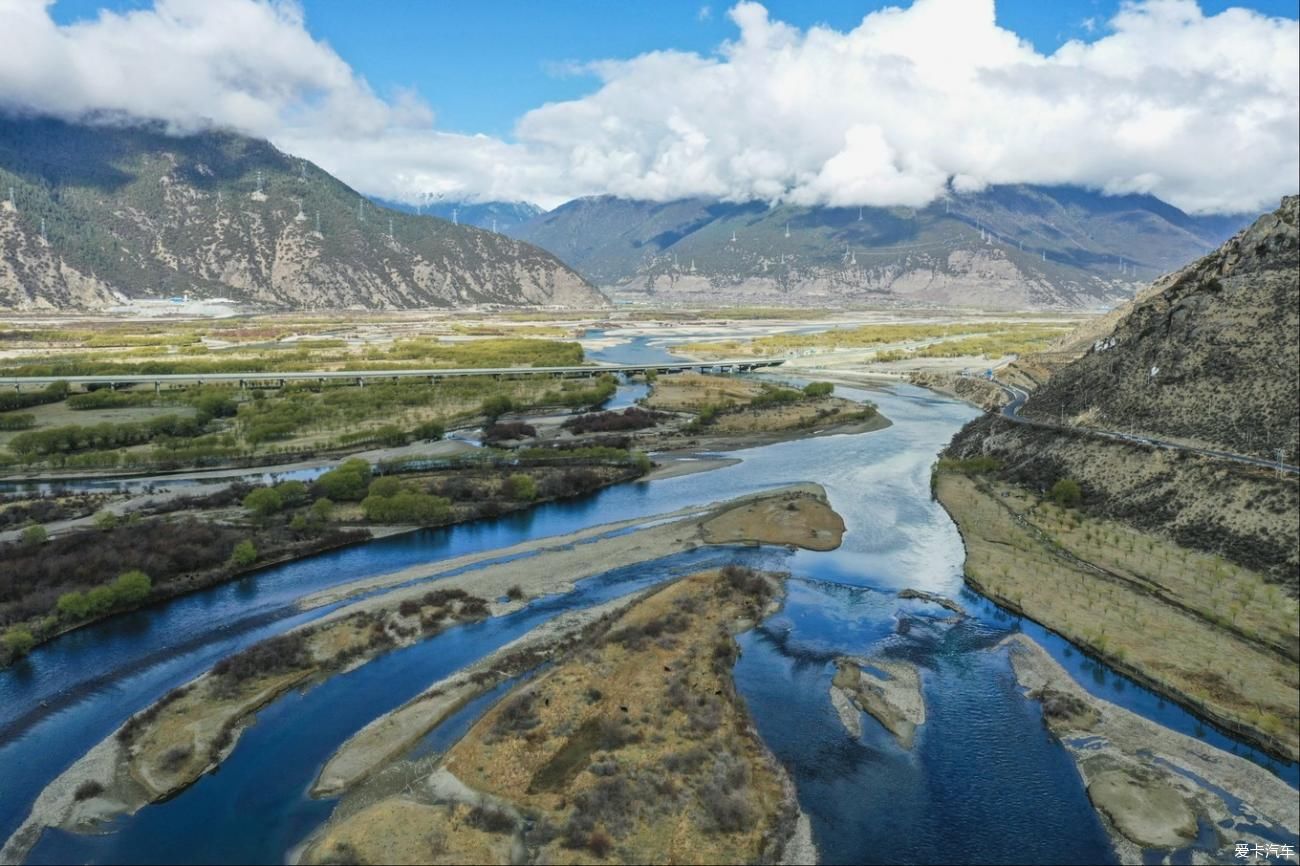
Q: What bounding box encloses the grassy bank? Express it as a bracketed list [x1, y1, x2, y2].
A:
[934, 470, 1299, 761]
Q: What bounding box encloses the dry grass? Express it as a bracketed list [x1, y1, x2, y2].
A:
[701, 491, 845, 551]
[936, 474, 1299, 758]
[317, 568, 795, 865]
[642, 373, 764, 412]
[306, 799, 509, 865]
[445, 569, 790, 863]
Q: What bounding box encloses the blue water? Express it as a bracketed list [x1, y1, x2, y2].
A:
[4, 378, 1296, 864]
[736, 579, 1115, 865]
[26, 545, 778, 865]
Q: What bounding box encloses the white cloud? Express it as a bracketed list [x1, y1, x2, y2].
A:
[0, 0, 1296, 213]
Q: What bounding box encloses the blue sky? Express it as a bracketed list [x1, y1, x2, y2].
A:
[51, 0, 1300, 138]
[16, 0, 1297, 211]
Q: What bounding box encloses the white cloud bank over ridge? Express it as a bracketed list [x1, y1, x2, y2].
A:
[0, 0, 1295, 214]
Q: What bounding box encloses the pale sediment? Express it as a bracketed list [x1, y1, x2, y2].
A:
[830, 657, 926, 748]
[1004, 633, 1299, 863]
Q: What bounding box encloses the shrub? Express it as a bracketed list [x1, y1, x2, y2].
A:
[481, 394, 514, 422]
[73, 780, 105, 801]
[412, 420, 445, 441]
[315, 458, 372, 501]
[493, 692, 542, 737]
[466, 805, 515, 834]
[242, 487, 283, 517]
[562, 407, 666, 435]
[587, 830, 613, 858]
[2, 627, 36, 658]
[506, 585, 524, 601]
[111, 570, 151, 605]
[802, 381, 834, 398]
[936, 456, 1000, 475]
[310, 498, 335, 522]
[230, 540, 258, 567]
[748, 385, 802, 408]
[361, 490, 451, 525]
[367, 476, 406, 499]
[21, 524, 48, 547]
[1050, 478, 1082, 507]
[0, 413, 36, 431]
[57, 590, 92, 620]
[507, 474, 538, 501]
[158, 744, 193, 774]
[275, 480, 309, 506]
[482, 421, 536, 443]
[94, 510, 119, 531]
[211, 631, 310, 687]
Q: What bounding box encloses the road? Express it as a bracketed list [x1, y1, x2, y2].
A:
[995, 381, 1299, 476]
[0, 358, 785, 390]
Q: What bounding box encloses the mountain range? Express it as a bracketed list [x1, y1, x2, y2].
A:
[374, 198, 544, 234]
[0, 115, 603, 311]
[506, 189, 1249, 310]
[0, 114, 1260, 313]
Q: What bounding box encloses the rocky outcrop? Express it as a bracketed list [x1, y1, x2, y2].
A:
[1021, 196, 1299, 461]
[829, 657, 926, 747]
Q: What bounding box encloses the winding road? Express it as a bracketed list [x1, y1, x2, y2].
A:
[994, 380, 1299, 476]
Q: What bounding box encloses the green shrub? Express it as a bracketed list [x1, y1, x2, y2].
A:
[21, 524, 48, 547]
[507, 473, 537, 501]
[310, 498, 335, 522]
[413, 420, 445, 441]
[936, 456, 1001, 475]
[2, 627, 36, 658]
[481, 394, 514, 421]
[748, 386, 802, 408]
[242, 487, 283, 517]
[315, 458, 372, 501]
[367, 476, 406, 499]
[53, 570, 151, 621]
[93, 510, 119, 531]
[361, 490, 451, 524]
[1050, 478, 1083, 507]
[230, 540, 258, 567]
[0, 413, 36, 430]
[802, 381, 834, 398]
[275, 480, 309, 506]
[111, 570, 152, 604]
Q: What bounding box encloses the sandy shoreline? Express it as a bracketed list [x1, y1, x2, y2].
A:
[1005, 634, 1298, 863]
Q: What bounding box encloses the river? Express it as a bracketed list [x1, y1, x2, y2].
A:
[1, 333, 1294, 864]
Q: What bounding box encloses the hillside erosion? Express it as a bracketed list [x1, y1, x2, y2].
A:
[0, 115, 605, 311]
[1021, 196, 1299, 463]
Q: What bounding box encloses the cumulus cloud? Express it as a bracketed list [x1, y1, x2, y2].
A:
[0, 0, 1296, 213]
